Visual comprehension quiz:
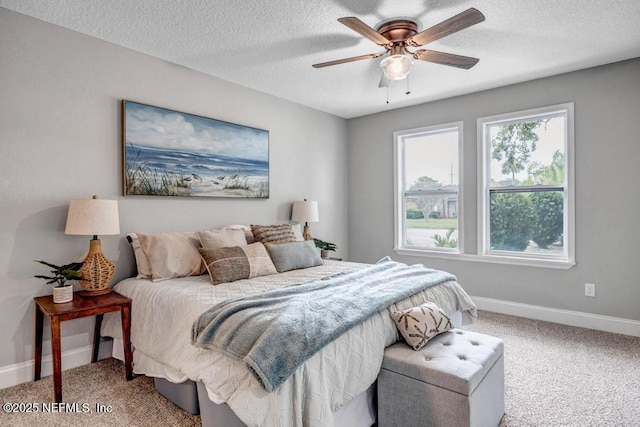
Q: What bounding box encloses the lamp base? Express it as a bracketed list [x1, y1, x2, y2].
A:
[79, 239, 116, 297]
[79, 288, 112, 297]
[303, 225, 313, 241]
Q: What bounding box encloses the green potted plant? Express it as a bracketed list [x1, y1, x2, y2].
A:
[313, 238, 337, 259]
[34, 260, 84, 303]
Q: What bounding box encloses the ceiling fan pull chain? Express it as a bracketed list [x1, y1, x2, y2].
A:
[386, 85, 389, 104]
[406, 75, 411, 95]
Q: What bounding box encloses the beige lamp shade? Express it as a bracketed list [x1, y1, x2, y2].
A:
[291, 200, 319, 223]
[291, 199, 319, 240]
[65, 196, 120, 296]
[65, 197, 120, 236]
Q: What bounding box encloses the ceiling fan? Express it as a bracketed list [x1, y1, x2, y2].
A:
[312, 8, 485, 83]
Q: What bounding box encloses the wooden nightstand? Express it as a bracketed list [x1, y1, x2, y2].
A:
[34, 291, 133, 402]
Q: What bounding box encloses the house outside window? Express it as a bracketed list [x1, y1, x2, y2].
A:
[394, 122, 462, 253]
[478, 103, 575, 267]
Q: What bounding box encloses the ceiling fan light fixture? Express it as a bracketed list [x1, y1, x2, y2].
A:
[380, 54, 413, 81]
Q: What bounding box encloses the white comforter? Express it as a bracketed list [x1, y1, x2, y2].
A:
[101, 260, 476, 427]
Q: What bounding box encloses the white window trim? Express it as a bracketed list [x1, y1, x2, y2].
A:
[392, 249, 574, 269]
[476, 103, 575, 269]
[393, 121, 464, 255]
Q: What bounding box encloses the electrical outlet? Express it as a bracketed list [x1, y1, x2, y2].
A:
[585, 282, 596, 297]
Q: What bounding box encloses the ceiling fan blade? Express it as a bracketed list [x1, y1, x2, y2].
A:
[312, 52, 384, 68]
[338, 17, 391, 46]
[408, 8, 485, 47]
[413, 49, 479, 69]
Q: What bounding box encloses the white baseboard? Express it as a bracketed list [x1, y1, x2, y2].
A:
[0, 340, 114, 390]
[472, 296, 640, 337]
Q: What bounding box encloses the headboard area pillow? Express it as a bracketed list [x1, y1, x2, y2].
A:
[251, 224, 297, 243]
[265, 240, 324, 272]
[198, 229, 247, 249]
[223, 225, 256, 244]
[291, 224, 305, 242]
[137, 232, 205, 282]
[127, 233, 152, 280]
[199, 242, 277, 285]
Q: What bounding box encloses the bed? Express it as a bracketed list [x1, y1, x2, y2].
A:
[100, 228, 476, 427]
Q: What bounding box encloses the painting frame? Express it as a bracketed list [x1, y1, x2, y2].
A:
[121, 100, 269, 198]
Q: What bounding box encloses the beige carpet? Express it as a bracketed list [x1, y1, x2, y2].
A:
[0, 358, 200, 427]
[1, 310, 638, 426]
[465, 311, 640, 427]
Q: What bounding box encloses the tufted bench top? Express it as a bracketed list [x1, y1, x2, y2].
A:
[382, 329, 504, 396]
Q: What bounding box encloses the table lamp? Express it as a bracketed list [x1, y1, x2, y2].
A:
[291, 199, 319, 240]
[64, 195, 120, 296]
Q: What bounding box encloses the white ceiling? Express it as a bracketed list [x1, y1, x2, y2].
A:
[2, 0, 640, 118]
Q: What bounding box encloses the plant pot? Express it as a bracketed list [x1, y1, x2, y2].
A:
[320, 250, 329, 259]
[53, 286, 73, 303]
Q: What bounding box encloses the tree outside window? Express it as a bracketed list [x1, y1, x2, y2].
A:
[480, 103, 574, 263]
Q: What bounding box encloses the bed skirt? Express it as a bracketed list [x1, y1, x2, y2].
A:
[109, 310, 463, 426]
[197, 381, 376, 427]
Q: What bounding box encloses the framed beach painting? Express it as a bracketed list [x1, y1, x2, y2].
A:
[122, 100, 269, 198]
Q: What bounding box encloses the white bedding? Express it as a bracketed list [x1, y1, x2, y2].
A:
[101, 260, 476, 427]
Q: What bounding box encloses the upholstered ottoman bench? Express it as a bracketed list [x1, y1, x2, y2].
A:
[378, 329, 504, 427]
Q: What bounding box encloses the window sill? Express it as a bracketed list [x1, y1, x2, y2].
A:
[393, 248, 575, 270]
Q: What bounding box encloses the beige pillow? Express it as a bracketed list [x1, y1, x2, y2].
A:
[222, 224, 255, 244]
[198, 229, 247, 249]
[251, 224, 297, 243]
[291, 224, 305, 242]
[390, 301, 453, 350]
[137, 232, 205, 282]
[128, 233, 152, 279]
[199, 242, 277, 285]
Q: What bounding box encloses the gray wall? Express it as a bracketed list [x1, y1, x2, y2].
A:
[0, 9, 348, 367]
[347, 58, 640, 322]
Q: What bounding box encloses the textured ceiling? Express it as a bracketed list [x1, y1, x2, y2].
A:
[2, 0, 640, 118]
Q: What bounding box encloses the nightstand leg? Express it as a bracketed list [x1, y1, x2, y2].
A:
[120, 303, 133, 380]
[34, 308, 44, 381]
[50, 316, 62, 402]
[92, 314, 104, 363]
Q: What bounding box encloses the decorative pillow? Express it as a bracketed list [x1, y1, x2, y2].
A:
[198, 229, 247, 249]
[137, 232, 205, 282]
[223, 224, 255, 244]
[251, 224, 297, 243]
[199, 242, 277, 285]
[265, 240, 323, 272]
[390, 301, 453, 350]
[127, 233, 152, 279]
[291, 224, 305, 242]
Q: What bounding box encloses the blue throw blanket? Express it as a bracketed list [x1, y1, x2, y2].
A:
[191, 258, 456, 392]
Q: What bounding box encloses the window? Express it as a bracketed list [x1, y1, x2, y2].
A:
[394, 122, 462, 253]
[478, 103, 574, 266]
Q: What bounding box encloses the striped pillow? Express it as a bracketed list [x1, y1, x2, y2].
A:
[250, 224, 297, 243]
[199, 242, 277, 285]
